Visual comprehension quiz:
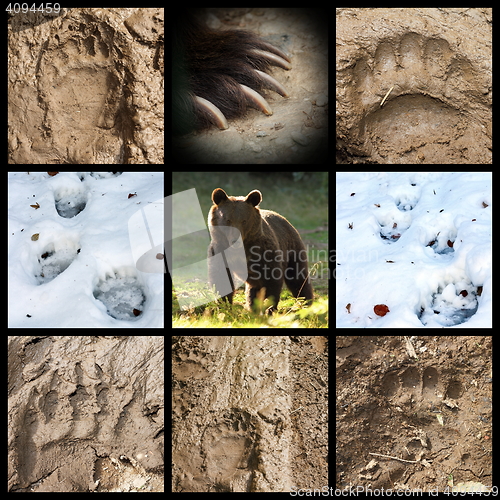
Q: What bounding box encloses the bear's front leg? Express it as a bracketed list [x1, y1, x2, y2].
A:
[208, 244, 235, 303]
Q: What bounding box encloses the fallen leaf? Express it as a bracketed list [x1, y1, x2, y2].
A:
[448, 240, 454, 247]
[477, 286, 483, 296]
[482, 201, 489, 208]
[374, 304, 389, 317]
[348, 222, 353, 229]
[460, 290, 468, 297]
[392, 222, 397, 228]
[31, 233, 39, 241]
[374, 203, 380, 207]
[391, 234, 400, 239]
[350, 193, 355, 196]
[47, 172, 59, 176]
[128, 193, 137, 199]
[30, 202, 40, 209]
[133, 308, 142, 316]
[346, 303, 351, 313]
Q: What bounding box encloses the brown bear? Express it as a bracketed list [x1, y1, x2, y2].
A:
[207, 188, 313, 312]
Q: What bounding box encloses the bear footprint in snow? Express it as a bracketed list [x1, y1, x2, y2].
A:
[350, 32, 488, 163]
[419, 281, 479, 326]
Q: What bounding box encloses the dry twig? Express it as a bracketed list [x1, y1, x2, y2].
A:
[368, 452, 419, 464]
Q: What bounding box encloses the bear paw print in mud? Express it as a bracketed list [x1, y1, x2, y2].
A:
[348, 33, 491, 164]
[381, 366, 463, 407]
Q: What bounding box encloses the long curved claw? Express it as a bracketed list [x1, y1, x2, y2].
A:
[255, 70, 289, 97]
[251, 49, 292, 70]
[194, 96, 228, 130]
[257, 41, 292, 64]
[240, 85, 273, 115]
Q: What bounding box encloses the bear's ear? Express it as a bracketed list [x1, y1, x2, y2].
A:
[212, 188, 228, 205]
[246, 190, 262, 207]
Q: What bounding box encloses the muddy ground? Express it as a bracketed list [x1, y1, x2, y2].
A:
[172, 8, 328, 164]
[172, 336, 328, 492]
[336, 9, 492, 164]
[8, 8, 164, 164]
[8, 336, 164, 492]
[336, 336, 492, 492]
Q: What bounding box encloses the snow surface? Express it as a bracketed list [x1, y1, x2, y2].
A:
[336, 172, 492, 328]
[8, 172, 164, 328]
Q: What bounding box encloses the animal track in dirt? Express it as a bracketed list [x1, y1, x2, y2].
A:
[201, 409, 257, 491]
[38, 20, 129, 164]
[381, 365, 463, 406]
[350, 33, 489, 163]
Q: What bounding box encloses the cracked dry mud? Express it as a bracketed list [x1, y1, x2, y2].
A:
[8, 8, 164, 164]
[172, 336, 328, 492]
[336, 336, 492, 492]
[8, 336, 164, 492]
[336, 8, 492, 164]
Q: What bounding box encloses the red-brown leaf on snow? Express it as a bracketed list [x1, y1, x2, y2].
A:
[128, 193, 137, 199]
[133, 308, 142, 316]
[30, 202, 40, 209]
[346, 303, 351, 313]
[391, 234, 401, 239]
[482, 201, 489, 208]
[460, 290, 468, 297]
[447, 240, 454, 247]
[47, 172, 59, 176]
[374, 304, 390, 317]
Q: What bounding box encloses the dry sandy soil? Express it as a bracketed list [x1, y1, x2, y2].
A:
[336, 336, 492, 493]
[336, 9, 492, 164]
[172, 336, 328, 492]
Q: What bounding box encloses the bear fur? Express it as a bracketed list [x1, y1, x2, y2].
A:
[207, 188, 313, 312]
